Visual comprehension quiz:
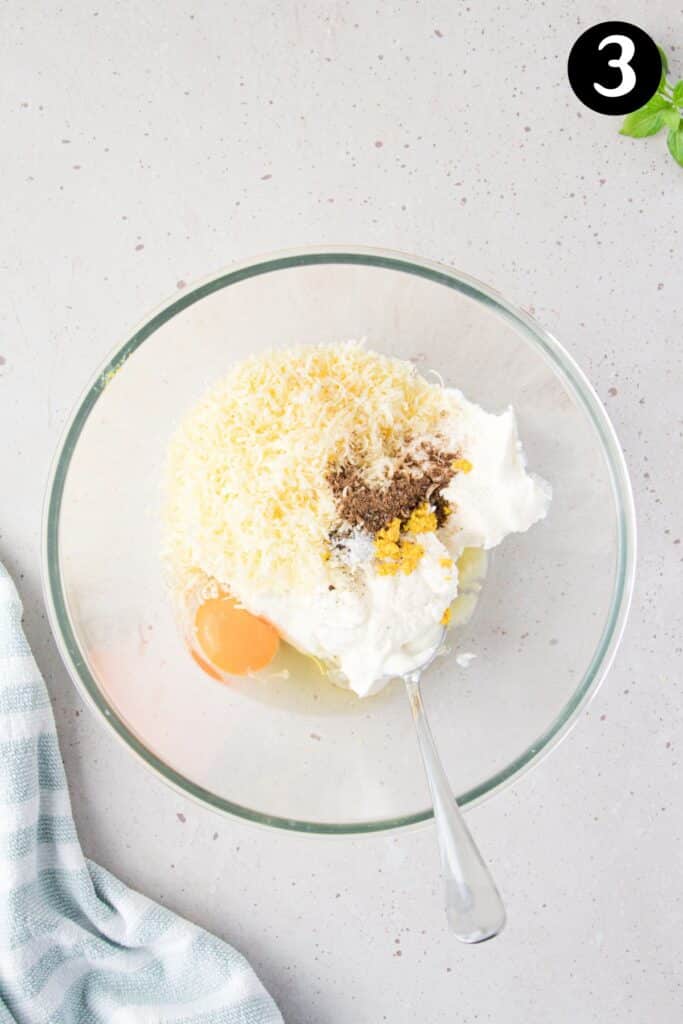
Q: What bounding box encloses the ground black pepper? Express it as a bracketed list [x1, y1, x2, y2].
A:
[327, 440, 458, 533]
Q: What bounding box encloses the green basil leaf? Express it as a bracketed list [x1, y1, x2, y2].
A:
[620, 95, 672, 138]
[673, 80, 683, 107]
[662, 108, 681, 131]
[667, 126, 683, 166]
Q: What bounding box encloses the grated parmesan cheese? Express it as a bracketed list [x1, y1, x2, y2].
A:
[163, 341, 460, 598]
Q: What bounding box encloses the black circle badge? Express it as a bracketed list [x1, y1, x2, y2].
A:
[568, 21, 662, 115]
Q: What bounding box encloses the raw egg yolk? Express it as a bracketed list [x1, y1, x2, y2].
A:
[194, 596, 279, 676]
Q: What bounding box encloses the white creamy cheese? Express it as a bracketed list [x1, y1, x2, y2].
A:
[440, 390, 552, 552]
[247, 532, 457, 697]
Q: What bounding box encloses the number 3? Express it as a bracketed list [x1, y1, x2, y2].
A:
[594, 34, 636, 97]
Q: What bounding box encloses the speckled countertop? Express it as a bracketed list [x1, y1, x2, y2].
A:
[2, 2, 681, 1021]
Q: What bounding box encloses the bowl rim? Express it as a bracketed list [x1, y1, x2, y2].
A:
[42, 245, 637, 836]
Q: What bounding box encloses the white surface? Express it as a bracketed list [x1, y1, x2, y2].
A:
[1, 2, 681, 1021]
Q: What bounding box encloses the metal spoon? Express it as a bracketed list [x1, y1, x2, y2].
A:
[400, 631, 506, 943]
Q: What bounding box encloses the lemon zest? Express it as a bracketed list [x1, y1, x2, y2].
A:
[405, 503, 438, 534]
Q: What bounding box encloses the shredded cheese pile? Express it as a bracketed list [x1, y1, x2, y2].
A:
[164, 341, 458, 597]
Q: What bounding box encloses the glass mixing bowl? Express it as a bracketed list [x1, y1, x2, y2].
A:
[43, 248, 636, 834]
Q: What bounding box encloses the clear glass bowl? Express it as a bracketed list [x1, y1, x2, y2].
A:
[42, 248, 636, 834]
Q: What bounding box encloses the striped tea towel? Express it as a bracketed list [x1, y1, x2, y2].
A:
[0, 562, 283, 1024]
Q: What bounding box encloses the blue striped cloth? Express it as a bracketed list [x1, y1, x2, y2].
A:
[0, 562, 283, 1024]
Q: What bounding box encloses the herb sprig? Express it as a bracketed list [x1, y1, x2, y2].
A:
[620, 46, 683, 166]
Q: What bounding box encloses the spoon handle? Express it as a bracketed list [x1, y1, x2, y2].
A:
[405, 676, 506, 943]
